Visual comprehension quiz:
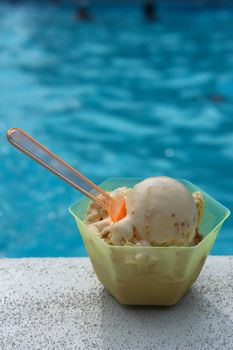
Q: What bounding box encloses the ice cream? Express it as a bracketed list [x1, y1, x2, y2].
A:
[84, 176, 204, 247]
[71, 176, 229, 306]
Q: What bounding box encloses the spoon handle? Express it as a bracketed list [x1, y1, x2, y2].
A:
[7, 128, 111, 209]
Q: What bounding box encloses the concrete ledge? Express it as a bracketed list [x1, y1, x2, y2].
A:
[0, 256, 233, 349]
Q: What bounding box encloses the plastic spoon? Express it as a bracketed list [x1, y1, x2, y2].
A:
[7, 128, 126, 222]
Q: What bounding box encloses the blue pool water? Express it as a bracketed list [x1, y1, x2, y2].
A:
[0, 1, 233, 257]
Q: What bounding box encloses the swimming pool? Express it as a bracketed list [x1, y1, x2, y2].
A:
[0, 1, 233, 257]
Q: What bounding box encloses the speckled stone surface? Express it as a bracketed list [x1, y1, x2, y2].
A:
[0, 257, 233, 350]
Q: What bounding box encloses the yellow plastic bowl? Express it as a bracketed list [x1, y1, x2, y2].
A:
[69, 178, 230, 306]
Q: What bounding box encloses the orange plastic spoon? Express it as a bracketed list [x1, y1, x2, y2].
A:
[7, 128, 126, 222]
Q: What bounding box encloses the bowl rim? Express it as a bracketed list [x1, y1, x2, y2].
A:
[69, 177, 231, 251]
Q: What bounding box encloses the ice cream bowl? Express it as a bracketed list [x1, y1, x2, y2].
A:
[69, 177, 230, 306]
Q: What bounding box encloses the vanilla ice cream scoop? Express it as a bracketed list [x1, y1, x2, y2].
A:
[85, 177, 204, 247]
